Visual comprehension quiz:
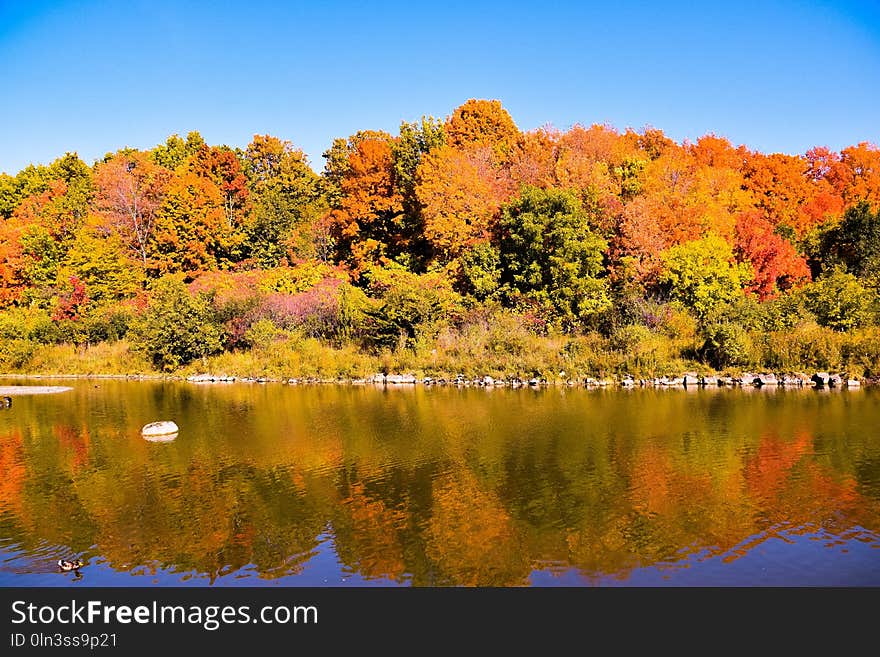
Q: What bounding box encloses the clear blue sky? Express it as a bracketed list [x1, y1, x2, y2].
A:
[1, 0, 878, 175]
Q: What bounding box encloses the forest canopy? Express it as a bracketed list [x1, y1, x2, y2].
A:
[1, 99, 879, 377]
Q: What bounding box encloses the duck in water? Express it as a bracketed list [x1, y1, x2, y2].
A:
[1, 396, 11, 408]
[58, 559, 83, 572]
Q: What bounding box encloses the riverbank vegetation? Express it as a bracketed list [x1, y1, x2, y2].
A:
[1, 100, 879, 379]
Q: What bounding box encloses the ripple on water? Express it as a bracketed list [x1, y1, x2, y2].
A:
[1, 381, 880, 586]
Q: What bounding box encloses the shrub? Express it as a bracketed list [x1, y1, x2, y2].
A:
[130, 275, 224, 370]
[242, 319, 287, 350]
[609, 324, 676, 376]
[0, 338, 38, 370]
[0, 306, 55, 342]
[363, 265, 462, 349]
[756, 323, 841, 371]
[841, 328, 880, 377]
[701, 323, 752, 369]
[801, 269, 873, 331]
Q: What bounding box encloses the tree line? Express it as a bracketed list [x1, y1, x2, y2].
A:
[1, 99, 879, 375]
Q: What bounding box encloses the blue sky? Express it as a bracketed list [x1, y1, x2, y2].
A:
[1, 0, 878, 174]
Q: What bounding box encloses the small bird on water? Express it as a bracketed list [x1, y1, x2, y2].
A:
[58, 559, 83, 572]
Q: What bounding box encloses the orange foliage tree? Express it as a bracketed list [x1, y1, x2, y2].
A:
[188, 145, 249, 226]
[94, 152, 172, 268]
[734, 210, 810, 300]
[416, 145, 509, 264]
[836, 142, 880, 208]
[445, 99, 520, 160]
[149, 171, 244, 276]
[328, 135, 404, 275]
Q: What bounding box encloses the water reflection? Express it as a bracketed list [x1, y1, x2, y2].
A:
[0, 381, 878, 586]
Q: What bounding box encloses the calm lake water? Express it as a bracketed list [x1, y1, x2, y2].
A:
[0, 379, 878, 586]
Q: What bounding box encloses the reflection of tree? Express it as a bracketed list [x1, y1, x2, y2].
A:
[0, 431, 25, 518]
[332, 483, 408, 581]
[425, 472, 530, 586]
[1, 383, 879, 585]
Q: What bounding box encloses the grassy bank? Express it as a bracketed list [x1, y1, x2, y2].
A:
[4, 321, 880, 381]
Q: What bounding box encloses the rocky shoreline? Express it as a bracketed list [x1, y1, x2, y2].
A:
[2, 371, 873, 389]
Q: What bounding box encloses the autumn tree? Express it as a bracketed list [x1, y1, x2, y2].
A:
[58, 225, 143, 303]
[321, 130, 391, 207]
[416, 145, 506, 264]
[660, 233, 751, 321]
[9, 181, 71, 299]
[734, 210, 810, 300]
[636, 127, 677, 160]
[741, 151, 820, 236]
[554, 124, 627, 206]
[508, 127, 559, 189]
[94, 152, 172, 269]
[498, 186, 610, 328]
[445, 99, 519, 160]
[149, 171, 243, 276]
[836, 142, 880, 208]
[327, 135, 404, 275]
[0, 165, 94, 307]
[187, 145, 249, 226]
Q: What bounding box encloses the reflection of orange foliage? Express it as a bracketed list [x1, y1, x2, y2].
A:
[716, 431, 876, 563]
[629, 446, 711, 517]
[744, 432, 812, 503]
[338, 483, 407, 580]
[426, 472, 529, 586]
[0, 431, 25, 516]
[52, 424, 91, 472]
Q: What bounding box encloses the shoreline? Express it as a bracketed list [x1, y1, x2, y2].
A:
[1, 371, 875, 390]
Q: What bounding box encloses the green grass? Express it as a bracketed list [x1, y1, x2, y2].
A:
[2, 324, 879, 380]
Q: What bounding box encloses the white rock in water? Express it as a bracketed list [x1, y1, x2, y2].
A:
[142, 421, 179, 438]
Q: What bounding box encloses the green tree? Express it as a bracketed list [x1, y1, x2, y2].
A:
[498, 186, 610, 328]
[0, 164, 53, 219]
[242, 135, 323, 267]
[801, 269, 873, 331]
[460, 242, 501, 300]
[131, 276, 223, 370]
[47, 153, 93, 228]
[660, 234, 751, 321]
[818, 201, 880, 280]
[151, 132, 207, 171]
